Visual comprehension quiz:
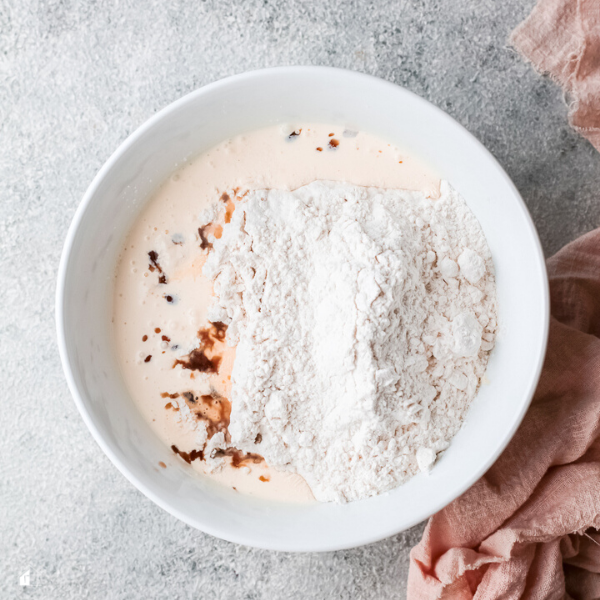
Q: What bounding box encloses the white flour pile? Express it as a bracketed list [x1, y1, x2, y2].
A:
[203, 180, 497, 503]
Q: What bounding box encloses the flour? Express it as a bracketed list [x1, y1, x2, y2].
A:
[203, 180, 497, 503]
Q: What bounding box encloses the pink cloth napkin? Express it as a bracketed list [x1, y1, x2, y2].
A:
[511, 0, 600, 152]
[407, 3, 600, 596]
[408, 228, 600, 598]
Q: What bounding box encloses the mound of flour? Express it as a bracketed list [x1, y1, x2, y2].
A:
[203, 180, 497, 502]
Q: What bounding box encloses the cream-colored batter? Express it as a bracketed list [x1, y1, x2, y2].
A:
[112, 123, 440, 502]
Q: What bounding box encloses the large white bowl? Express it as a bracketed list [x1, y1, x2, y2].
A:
[56, 67, 549, 552]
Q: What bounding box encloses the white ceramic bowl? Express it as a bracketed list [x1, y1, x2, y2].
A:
[56, 66, 549, 552]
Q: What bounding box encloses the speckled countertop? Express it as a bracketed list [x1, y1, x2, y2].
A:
[1, 0, 599, 598]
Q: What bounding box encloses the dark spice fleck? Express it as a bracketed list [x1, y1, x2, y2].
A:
[148, 250, 167, 284]
[182, 391, 196, 404]
[196, 321, 227, 351]
[328, 139, 340, 149]
[198, 225, 213, 250]
[316, 147, 323, 152]
[171, 444, 204, 464]
[165, 295, 174, 303]
[148, 250, 159, 269]
[288, 129, 302, 139]
[220, 192, 231, 203]
[161, 335, 171, 342]
[211, 448, 263, 468]
[182, 392, 231, 440]
[254, 433, 262, 444]
[144, 355, 152, 363]
[160, 392, 179, 399]
[142, 335, 148, 342]
[328, 132, 334, 137]
[155, 327, 161, 333]
[173, 348, 221, 373]
[211, 321, 227, 340]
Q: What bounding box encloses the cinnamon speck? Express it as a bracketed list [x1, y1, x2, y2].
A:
[144, 355, 152, 363]
[259, 475, 270, 482]
[211, 448, 263, 468]
[198, 225, 213, 250]
[173, 348, 221, 373]
[148, 251, 167, 284]
[171, 444, 204, 464]
[158, 461, 166, 468]
[155, 327, 161, 333]
[316, 147, 323, 152]
[142, 335, 148, 342]
[328, 139, 339, 149]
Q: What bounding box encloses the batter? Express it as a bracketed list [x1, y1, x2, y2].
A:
[112, 123, 440, 502]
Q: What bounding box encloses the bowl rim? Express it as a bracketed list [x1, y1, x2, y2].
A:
[56, 65, 550, 551]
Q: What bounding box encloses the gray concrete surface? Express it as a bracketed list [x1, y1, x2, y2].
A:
[1, 0, 599, 598]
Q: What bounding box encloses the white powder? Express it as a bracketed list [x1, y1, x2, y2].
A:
[203, 180, 497, 502]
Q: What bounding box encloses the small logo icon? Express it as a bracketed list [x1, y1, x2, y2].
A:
[19, 570, 31, 586]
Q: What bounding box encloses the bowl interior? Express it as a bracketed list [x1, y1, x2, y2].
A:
[57, 67, 548, 552]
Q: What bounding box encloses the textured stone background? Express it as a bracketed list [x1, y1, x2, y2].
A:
[1, 0, 599, 598]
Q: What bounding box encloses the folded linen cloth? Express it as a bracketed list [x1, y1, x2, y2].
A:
[407, 2, 600, 596]
[408, 228, 600, 599]
[511, 0, 600, 152]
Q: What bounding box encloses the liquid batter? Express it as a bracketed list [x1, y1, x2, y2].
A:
[112, 123, 440, 502]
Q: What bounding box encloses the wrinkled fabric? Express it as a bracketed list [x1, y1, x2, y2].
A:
[511, 0, 600, 152]
[407, 2, 600, 596]
[408, 228, 600, 599]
